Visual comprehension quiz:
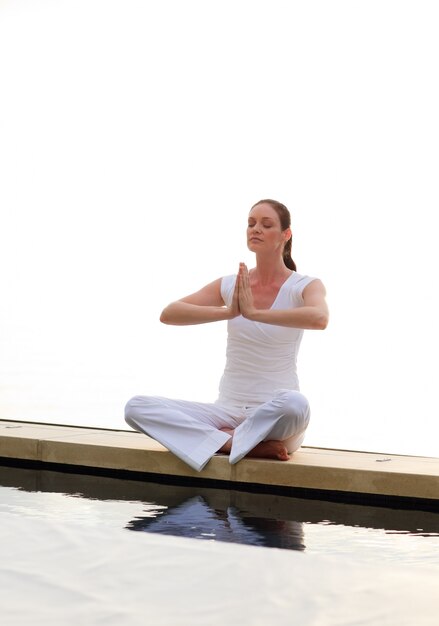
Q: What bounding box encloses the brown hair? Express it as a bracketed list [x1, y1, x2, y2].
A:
[251, 199, 296, 271]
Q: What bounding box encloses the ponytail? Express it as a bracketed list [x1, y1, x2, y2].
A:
[282, 237, 296, 271]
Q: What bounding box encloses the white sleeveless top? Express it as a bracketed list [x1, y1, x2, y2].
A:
[216, 272, 316, 409]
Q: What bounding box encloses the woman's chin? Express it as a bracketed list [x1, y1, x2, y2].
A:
[247, 242, 262, 252]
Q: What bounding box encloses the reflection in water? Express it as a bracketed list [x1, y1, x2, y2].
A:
[1, 464, 438, 555]
[126, 495, 305, 550]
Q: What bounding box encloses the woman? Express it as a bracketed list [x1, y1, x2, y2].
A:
[125, 199, 328, 471]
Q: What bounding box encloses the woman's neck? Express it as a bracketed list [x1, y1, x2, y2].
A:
[251, 255, 291, 285]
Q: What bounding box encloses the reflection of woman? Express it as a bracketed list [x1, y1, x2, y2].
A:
[125, 199, 328, 471]
[127, 496, 305, 551]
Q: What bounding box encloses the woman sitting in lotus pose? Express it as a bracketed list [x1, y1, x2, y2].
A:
[125, 199, 329, 471]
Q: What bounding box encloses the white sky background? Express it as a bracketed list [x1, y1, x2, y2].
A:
[0, 0, 438, 456]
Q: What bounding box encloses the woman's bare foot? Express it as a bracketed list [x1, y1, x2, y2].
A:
[219, 428, 234, 454]
[246, 440, 289, 461]
[218, 428, 289, 461]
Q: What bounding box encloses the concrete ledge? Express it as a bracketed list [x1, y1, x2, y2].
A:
[1, 420, 438, 507]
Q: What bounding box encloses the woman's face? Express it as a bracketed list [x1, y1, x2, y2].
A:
[247, 203, 291, 254]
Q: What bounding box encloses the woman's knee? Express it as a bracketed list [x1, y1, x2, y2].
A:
[124, 395, 156, 427]
[124, 395, 170, 429]
[125, 396, 140, 429]
[282, 391, 310, 429]
[125, 395, 142, 419]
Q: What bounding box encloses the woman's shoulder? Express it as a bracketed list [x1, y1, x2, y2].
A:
[288, 271, 318, 287]
[221, 273, 237, 286]
[220, 274, 237, 304]
[286, 271, 321, 302]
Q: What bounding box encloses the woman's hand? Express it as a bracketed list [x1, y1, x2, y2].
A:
[238, 263, 257, 319]
[226, 272, 241, 319]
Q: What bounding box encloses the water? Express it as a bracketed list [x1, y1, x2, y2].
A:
[1, 465, 438, 568]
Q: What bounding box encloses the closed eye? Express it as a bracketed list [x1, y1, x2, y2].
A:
[248, 221, 274, 228]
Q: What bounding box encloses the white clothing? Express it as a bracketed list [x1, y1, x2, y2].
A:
[217, 272, 316, 407]
[125, 271, 315, 471]
[125, 390, 310, 472]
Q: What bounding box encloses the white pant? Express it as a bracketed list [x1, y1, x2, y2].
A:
[124, 390, 310, 472]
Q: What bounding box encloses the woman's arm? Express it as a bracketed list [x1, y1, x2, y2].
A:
[238, 267, 329, 330]
[160, 277, 240, 326]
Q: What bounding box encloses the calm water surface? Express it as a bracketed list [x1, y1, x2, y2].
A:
[1, 465, 438, 568]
